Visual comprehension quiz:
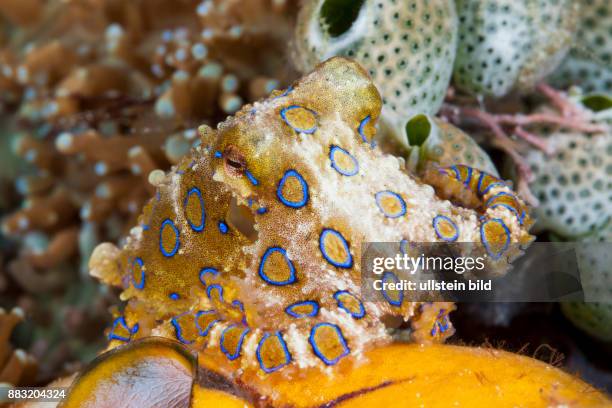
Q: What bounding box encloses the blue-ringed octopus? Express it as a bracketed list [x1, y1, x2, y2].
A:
[89, 57, 534, 380]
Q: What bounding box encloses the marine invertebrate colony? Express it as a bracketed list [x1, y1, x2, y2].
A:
[551, 0, 612, 94]
[89, 58, 533, 384]
[453, 0, 578, 98]
[523, 99, 611, 238]
[562, 224, 612, 342]
[522, 93, 612, 342]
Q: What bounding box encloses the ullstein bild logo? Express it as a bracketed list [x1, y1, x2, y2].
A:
[360, 242, 609, 303]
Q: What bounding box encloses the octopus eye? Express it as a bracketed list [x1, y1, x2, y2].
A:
[223, 145, 246, 176]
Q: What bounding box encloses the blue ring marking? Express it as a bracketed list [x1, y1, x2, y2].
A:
[108, 316, 138, 342]
[381, 271, 403, 306]
[218, 220, 229, 234]
[432, 215, 459, 242]
[399, 239, 409, 255]
[358, 115, 375, 147]
[159, 219, 180, 257]
[280, 86, 293, 97]
[285, 300, 319, 318]
[485, 192, 524, 224]
[476, 171, 486, 194]
[480, 181, 506, 195]
[199, 267, 219, 287]
[438, 317, 449, 333]
[247, 198, 253, 207]
[214, 151, 222, 158]
[431, 319, 450, 337]
[184, 187, 206, 232]
[333, 290, 365, 319]
[489, 203, 524, 225]
[477, 172, 506, 196]
[232, 300, 245, 312]
[480, 218, 511, 261]
[256, 332, 292, 373]
[273, 85, 293, 99]
[220, 325, 250, 360]
[245, 170, 259, 186]
[207, 284, 224, 301]
[171, 313, 194, 345]
[319, 228, 353, 269]
[276, 169, 309, 208]
[258, 247, 297, 286]
[375, 191, 407, 219]
[329, 145, 359, 176]
[280, 105, 317, 134]
[309, 323, 350, 366]
[450, 165, 461, 180]
[478, 172, 506, 196]
[464, 166, 473, 186]
[131, 257, 145, 290]
[169, 293, 180, 300]
[195, 310, 220, 337]
[484, 192, 516, 208]
[434, 313, 450, 336]
[256, 207, 268, 214]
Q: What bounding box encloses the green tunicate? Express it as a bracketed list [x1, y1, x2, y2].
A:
[405, 114, 431, 147]
[320, 0, 366, 38]
[581, 94, 612, 113]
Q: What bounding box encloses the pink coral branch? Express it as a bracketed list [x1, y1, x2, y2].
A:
[440, 80, 608, 206]
[536, 83, 582, 118]
[514, 127, 553, 155]
[444, 106, 539, 206]
[495, 113, 605, 133]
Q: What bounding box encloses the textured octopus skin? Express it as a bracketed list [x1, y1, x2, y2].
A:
[90, 57, 533, 378]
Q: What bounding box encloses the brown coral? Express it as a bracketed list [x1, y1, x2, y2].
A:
[0, 0, 297, 382]
[0, 307, 37, 386]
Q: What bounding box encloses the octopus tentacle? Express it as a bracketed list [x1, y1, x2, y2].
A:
[423, 163, 534, 271]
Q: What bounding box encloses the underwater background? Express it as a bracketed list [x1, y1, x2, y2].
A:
[0, 0, 610, 404]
